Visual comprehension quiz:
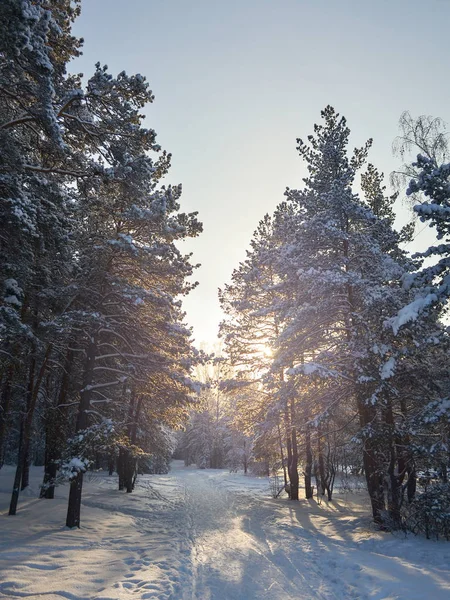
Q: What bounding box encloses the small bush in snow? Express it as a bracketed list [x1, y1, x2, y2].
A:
[405, 482, 450, 540]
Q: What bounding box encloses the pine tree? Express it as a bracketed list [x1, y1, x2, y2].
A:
[219, 207, 297, 494]
[1, 1, 203, 525]
[274, 107, 450, 525]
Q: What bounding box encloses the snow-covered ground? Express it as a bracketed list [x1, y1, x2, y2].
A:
[0, 462, 449, 600]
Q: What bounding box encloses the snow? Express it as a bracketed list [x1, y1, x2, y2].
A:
[380, 357, 396, 380]
[287, 362, 338, 379]
[3, 295, 21, 307]
[386, 293, 438, 334]
[1, 462, 449, 599]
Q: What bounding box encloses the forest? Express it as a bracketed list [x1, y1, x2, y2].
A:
[1, 0, 450, 547]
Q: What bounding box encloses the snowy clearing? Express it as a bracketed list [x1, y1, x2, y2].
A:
[1, 461, 449, 600]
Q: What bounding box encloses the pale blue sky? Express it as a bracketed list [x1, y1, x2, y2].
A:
[72, 0, 450, 346]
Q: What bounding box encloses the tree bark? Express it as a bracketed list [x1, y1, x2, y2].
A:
[358, 397, 385, 525]
[0, 365, 14, 468]
[41, 348, 73, 499]
[66, 338, 95, 528]
[289, 400, 299, 500]
[284, 408, 293, 498]
[304, 423, 313, 499]
[20, 447, 30, 490]
[277, 423, 287, 486]
[317, 426, 326, 496]
[385, 398, 402, 528]
[9, 345, 52, 515]
[118, 447, 125, 491]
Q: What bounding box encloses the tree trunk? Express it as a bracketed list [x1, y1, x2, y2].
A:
[285, 426, 292, 495]
[304, 424, 313, 499]
[325, 433, 336, 501]
[41, 348, 73, 499]
[317, 427, 326, 496]
[289, 399, 299, 500]
[362, 445, 385, 525]
[399, 396, 416, 503]
[385, 399, 402, 528]
[406, 466, 417, 504]
[277, 423, 287, 486]
[118, 447, 125, 491]
[66, 339, 95, 528]
[356, 389, 385, 526]
[122, 393, 141, 493]
[41, 455, 58, 499]
[124, 453, 135, 493]
[20, 448, 30, 490]
[66, 471, 84, 529]
[9, 422, 25, 516]
[9, 345, 52, 515]
[0, 365, 14, 468]
[9, 357, 35, 515]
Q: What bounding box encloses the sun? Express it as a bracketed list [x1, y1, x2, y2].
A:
[263, 345, 273, 358]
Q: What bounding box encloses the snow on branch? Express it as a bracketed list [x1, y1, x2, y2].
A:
[386, 293, 438, 335]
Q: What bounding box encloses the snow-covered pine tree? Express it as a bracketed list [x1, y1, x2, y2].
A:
[268, 107, 429, 524]
[386, 113, 450, 520]
[219, 208, 296, 494]
[1, 1, 203, 525]
[0, 0, 83, 514]
[60, 65, 202, 526]
[389, 153, 450, 333]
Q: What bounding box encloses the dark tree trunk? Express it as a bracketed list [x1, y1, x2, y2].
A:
[277, 423, 287, 486]
[362, 446, 385, 525]
[66, 339, 95, 528]
[304, 424, 313, 499]
[0, 365, 14, 468]
[41, 348, 73, 499]
[356, 391, 385, 526]
[407, 466, 417, 503]
[285, 422, 292, 496]
[9, 422, 25, 516]
[318, 428, 326, 496]
[325, 435, 336, 501]
[9, 357, 35, 515]
[124, 453, 135, 493]
[284, 407, 298, 499]
[385, 399, 402, 528]
[9, 345, 52, 515]
[118, 447, 125, 491]
[20, 448, 30, 490]
[399, 396, 416, 503]
[66, 471, 84, 529]
[121, 393, 141, 493]
[41, 457, 58, 499]
[289, 401, 299, 501]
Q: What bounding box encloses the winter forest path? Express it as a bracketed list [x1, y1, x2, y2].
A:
[162, 463, 450, 600]
[1, 463, 450, 600]
[174, 463, 324, 600]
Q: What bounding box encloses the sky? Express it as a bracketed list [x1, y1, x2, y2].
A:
[71, 0, 450, 347]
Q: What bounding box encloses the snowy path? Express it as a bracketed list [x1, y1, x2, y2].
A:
[173, 464, 337, 599]
[1, 463, 450, 599]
